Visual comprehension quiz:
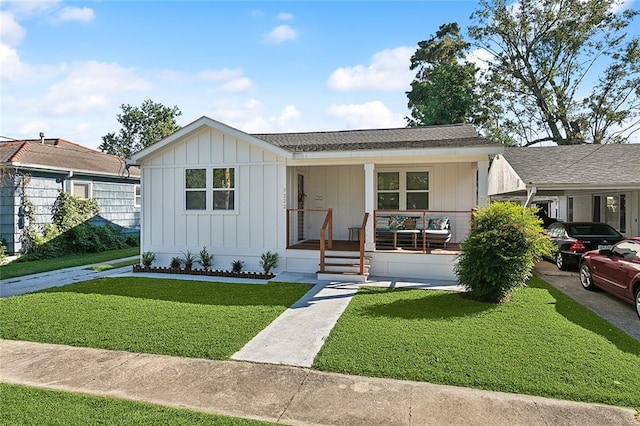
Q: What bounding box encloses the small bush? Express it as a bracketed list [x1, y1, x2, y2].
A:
[454, 201, 554, 303]
[231, 260, 244, 273]
[141, 251, 155, 267]
[169, 257, 182, 269]
[181, 250, 197, 269]
[198, 246, 213, 270]
[259, 251, 279, 274]
[0, 236, 7, 262]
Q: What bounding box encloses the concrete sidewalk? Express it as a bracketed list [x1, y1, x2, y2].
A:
[1, 340, 637, 426]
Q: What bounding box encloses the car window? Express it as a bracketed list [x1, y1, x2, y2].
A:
[611, 241, 639, 261]
[567, 224, 620, 237]
[546, 225, 563, 238]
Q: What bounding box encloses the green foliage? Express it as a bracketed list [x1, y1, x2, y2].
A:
[454, 202, 554, 302]
[469, 0, 639, 145]
[231, 260, 245, 273]
[197, 246, 213, 270]
[51, 192, 100, 231]
[0, 236, 7, 262]
[20, 192, 135, 260]
[259, 251, 279, 274]
[181, 250, 197, 269]
[406, 22, 478, 126]
[99, 99, 182, 158]
[170, 256, 182, 269]
[141, 251, 155, 267]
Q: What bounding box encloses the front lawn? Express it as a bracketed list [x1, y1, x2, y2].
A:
[0, 278, 312, 359]
[0, 247, 139, 279]
[313, 276, 640, 408]
[0, 383, 273, 425]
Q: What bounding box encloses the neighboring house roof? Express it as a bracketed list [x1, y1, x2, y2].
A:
[129, 115, 502, 164]
[488, 144, 640, 197]
[252, 124, 498, 152]
[502, 144, 640, 186]
[1, 138, 140, 178]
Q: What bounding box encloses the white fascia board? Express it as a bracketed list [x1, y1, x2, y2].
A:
[533, 183, 640, 191]
[6, 163, 139, 180]
[127, 116, 292, 165]
[287, 145, 503, 166]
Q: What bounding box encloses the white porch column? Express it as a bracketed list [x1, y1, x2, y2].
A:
[364, 163, 375, 251]
[477, 160, 490, 207]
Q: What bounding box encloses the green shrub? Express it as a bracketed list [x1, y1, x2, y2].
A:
[169, 257, 182, 269]
[141, 251, 155, 267]
[0, 237, 7, 262]
[259, 251, 279, 274]
[454, 201, 555, 303]
[181, 250, 197, 269]
[197, 246, 213, 270]
[231, 260, 244, 273]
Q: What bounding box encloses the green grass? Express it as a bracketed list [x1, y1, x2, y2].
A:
[0, 383, 273, 425]
[0, 247, 139, 279]
[85, 258, 139, 271]
[313, 276, 640, 408]
[0, 278, 312, 359]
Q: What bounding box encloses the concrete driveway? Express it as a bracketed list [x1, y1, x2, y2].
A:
[534, 260, 639, 341]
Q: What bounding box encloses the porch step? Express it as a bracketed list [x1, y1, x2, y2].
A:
[319, 254, 369, 281]
[316, 271, 368, 283]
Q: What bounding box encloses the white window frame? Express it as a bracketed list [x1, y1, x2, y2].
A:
[134, 184, 141, 208]
[184, 167, 238, 213]
[376, 167, 430, 210]
[71, 181, 92, 199]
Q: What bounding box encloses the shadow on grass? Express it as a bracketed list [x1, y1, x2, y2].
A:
[528, 276, 640, 355]
[357, 287, 498, 320]
[40, 277, 312, 308]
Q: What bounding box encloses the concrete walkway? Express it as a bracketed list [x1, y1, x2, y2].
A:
[1, 339, 637, 426]
[0, 256, 139, 298]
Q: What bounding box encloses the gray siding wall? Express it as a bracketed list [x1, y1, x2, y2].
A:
[0, 171, 18, 253]
[93, 182, 141, 233]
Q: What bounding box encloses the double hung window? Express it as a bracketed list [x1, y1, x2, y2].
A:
[377, 170, 429, 210]
[185, 167, 236, 211]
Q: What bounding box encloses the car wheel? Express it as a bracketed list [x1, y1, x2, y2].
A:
[635, 287, 640, 320]
[579, 263, 596, 291]
[555, 252, 567, 271]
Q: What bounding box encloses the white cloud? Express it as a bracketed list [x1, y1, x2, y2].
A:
[0, 42, 63, 83]
[327, 46, 415, 91]
[263, 25, 298, 44]
[220, 77, 253, 93]
[198, 68, 253, 93]
[0, 11, 26, 46]
[2, 0, 61, 17]
[610, 0, 635, 13]
[50, 6, 95, 24]
[277, 12, 294, 21]
[466, 47, 493, 73]
[327, 101, 406, 129]
[42, 61, 150, 116]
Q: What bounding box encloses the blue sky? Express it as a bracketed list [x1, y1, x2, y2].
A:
[1, 0, 636, 150]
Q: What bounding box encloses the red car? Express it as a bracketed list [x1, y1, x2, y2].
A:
[579, 238, 640, 320]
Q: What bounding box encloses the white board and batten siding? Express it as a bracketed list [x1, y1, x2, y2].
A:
[140, 127, 287, 271]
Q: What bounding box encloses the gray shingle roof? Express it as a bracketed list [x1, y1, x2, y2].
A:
[1, 139, 140, 178]
[502, 144, 640, 185]
[252, 124, 499, 152]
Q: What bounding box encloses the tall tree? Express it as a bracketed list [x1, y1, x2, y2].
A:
[100, 99, 182, 158]
[469, 0, 639, 145]
[406, 23, 478, 126]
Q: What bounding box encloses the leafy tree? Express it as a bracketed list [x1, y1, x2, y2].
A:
[469, 0, 639, 145]
[454, 202, 555, 303]
[406, 23, 478, 126]
[100, 99, 182, 158]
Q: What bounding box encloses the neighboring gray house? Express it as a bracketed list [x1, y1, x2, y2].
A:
[488, 144, 640, 236]
[0, 137, 141, 254]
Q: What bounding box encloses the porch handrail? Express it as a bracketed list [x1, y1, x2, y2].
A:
[358, 212, 369, 274]
[286, 208, 332, 249]
[319, 208, 333, 272]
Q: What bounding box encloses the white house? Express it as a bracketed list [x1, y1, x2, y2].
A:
[128, 116, 503, 281]
[488, 145, 640, 236]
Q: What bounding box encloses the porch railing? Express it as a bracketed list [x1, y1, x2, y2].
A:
[286, 208, 332, 249]
[358, 212, 369, 274]
[319, 209, 333, 272]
